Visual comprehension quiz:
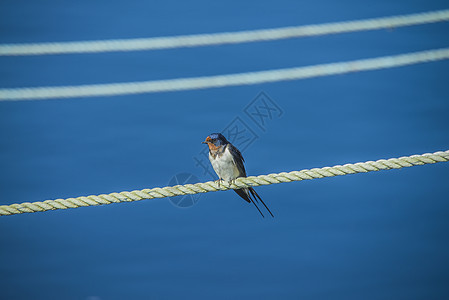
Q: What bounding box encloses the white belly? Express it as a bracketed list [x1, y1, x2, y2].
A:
[209, 147, 240, 182]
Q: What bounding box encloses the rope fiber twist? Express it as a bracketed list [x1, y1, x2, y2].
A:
[1, 150, 448, 216]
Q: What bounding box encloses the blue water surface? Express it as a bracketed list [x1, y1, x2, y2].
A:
[1, 1, 449, 299]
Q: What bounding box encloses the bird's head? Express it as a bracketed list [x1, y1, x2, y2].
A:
[202, 133, 229, 150]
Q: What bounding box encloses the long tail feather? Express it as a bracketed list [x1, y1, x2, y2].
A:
[249, 187, 274, 218]
[250, 198, 265, 218]
[234, 189, 265, 217]
[234, 188, 273, 218]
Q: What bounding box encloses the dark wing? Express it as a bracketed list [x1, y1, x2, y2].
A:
[227, 143, 246, 177]
[227, 143, 274, 218]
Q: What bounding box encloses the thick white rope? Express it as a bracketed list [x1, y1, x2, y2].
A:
[1, 47, 449, 101]
[1, 10, 448, 56]
[1, 150, 447, 216]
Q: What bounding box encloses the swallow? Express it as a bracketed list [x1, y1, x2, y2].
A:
[202, 133, 274, 218]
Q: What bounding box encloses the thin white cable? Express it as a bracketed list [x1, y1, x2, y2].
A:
[0, 10, 448, 56]
[0, 48, 448, 101]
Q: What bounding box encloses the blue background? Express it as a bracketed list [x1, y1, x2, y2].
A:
[1, 1, 449, 299]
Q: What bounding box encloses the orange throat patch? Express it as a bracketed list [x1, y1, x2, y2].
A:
[207, 143, 219, 151]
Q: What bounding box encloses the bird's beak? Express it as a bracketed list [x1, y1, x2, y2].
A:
[202, 136, 211, 144]
[202, 141, 208, 144]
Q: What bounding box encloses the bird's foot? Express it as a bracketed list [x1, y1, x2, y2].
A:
[215, 179, 223, 187]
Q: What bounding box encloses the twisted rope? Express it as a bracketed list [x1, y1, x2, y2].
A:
[1, 9, 448, 56]
[1, 48, 449, 101]
[1, 150, 448, 216]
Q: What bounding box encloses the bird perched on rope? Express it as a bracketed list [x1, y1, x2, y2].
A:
[202, 133, 274, 218]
